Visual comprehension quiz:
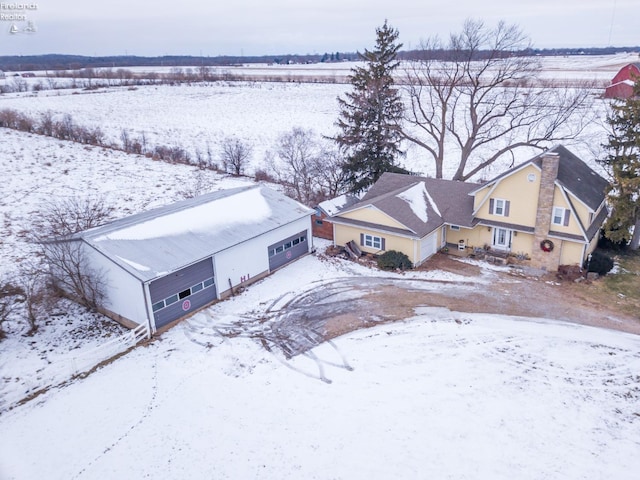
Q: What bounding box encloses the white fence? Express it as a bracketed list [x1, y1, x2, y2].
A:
[70, 323, 150, 377]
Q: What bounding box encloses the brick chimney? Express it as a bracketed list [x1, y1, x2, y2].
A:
[531, 152, 562, 270]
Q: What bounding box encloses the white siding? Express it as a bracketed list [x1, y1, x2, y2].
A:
[213, 216, 312, 291]
[83, 243, 149, 326]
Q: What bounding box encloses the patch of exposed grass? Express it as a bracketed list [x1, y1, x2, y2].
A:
[599, 250, 640, 318]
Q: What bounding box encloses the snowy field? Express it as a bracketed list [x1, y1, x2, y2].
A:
[0, 52, 639, 478]
[0, 53, 634, 179]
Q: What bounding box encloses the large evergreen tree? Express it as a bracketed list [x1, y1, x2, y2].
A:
[335, 20, 408, 193]
[601, 78, 640, 249]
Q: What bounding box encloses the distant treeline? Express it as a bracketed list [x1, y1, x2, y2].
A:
[1, 46, 638, 71]
[0, 53, 361, 72]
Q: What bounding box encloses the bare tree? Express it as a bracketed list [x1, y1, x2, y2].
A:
[35, 196, 114, 238]
[268, 128, 349, 204]
[42, 239, 106, 310]
[18, 260, 49, 335]
[120, 128, 132, 152]
[38, 110, 55, 136]
[0, 279, 25, 340]
[267, 128, 324, 205]
[33, 196, 114, 311]
[313, 145, 349, 199]
[403, 19, 595, 180]
[178, 170, 214, 199]
[219, 136, 253, 176]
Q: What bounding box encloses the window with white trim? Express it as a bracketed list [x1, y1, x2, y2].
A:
[490, 198, 509, 216]
[450, 225, 460, 231]
[363, 234, 383, 250]
[552, 206, 570, 226]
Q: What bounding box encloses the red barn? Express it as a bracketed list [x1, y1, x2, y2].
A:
[604, 63, 640, 99]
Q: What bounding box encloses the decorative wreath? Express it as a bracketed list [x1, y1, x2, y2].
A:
[540, 239, 554, 252]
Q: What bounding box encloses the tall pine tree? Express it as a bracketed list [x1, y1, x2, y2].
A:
[335, 20, 408, 193]
[601, 77, 640, 249]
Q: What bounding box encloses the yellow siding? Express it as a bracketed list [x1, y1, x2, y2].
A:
[334, 224, 417, 263]
[552, 190, 586, 237]
[472, 184, 493, 211]
[446, 226, 486, 249]
[338, 206, 407, 230]
[570, 194, 591, 228]
[448, 226, 536, 257]
[586, 234, 599, 257]
[474, 165, 540, 227]
[510, 232, 535, 257]
[559, 241, 585, 266]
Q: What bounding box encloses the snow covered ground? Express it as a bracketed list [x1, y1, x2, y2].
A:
[0, 52, 631, 180]
[0, 53, 639, 478]
[0, 252, 639, 480]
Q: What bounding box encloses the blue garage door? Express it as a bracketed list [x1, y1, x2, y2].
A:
[268, 231, 308, 271]
[149, 258, 217, 329]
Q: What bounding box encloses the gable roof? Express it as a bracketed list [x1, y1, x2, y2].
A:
[72, 185, 313, 282]
[472, 145, 608, 212]
[334, 173, 479, 237]
[612, 63, 640, 82]
[535, 145, 608, 211]
[317, 193, 359, 216]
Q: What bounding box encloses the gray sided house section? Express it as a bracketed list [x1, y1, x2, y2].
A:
[72, 185, 313, 333]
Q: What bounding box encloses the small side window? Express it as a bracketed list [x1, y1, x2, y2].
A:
[152, 301, 165, 312]
[165, 294, 179, 306]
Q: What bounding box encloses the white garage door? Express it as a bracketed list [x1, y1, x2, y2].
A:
[419, 230, 439, 263]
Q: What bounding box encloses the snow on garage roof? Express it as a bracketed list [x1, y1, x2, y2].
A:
[78, 185, 313, 282]
[317, 193, 359, 216]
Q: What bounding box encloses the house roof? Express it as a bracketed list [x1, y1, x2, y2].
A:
[317, 193, 359, 216]
[73, 185, 313, 282]
[334, 173, 479, 237]
[474, 145, 608, 212]
[537, 145, 608, 211]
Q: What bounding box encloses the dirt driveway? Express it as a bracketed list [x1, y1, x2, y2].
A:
[415, 254, 640, 335]
[185, 253, 640, 365]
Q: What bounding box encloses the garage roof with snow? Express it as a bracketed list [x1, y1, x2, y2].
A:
[76, 185, 313, 282]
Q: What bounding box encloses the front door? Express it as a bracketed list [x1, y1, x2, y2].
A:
[492, 227, 512, 250]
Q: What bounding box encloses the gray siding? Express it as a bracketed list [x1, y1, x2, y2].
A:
[149, 258, 217, 329]
[268, 231, 308, 271]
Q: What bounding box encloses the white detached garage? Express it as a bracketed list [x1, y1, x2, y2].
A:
[65, 185, 313, 334]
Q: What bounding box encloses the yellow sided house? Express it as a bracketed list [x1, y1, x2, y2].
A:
[330, 145, 609, 271]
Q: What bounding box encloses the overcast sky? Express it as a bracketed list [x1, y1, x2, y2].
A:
[2, 0, 637, 57]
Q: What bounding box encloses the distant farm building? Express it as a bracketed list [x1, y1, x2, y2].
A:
[52, 185, 314, 334]
[604, 63, 640, 99]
